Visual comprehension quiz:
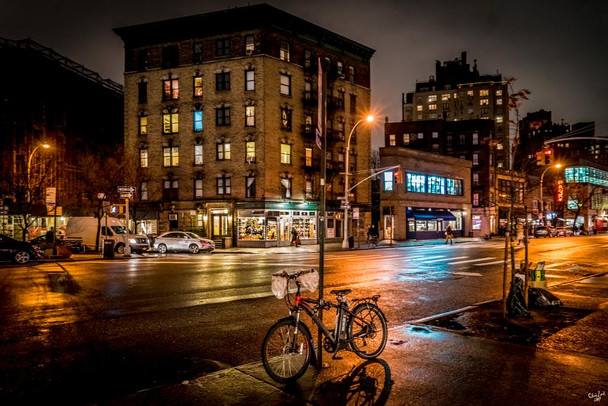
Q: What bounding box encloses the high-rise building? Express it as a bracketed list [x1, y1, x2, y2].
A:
[114, 4, 374, 247]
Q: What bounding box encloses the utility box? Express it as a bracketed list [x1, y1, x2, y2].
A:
[103, 239, 115, 259]
[529, 261, 547, 288]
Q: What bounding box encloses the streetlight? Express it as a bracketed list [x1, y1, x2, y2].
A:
[539, 163, 562, 226]
[342, 115, 374, 248]
[27, 143, 51, 189]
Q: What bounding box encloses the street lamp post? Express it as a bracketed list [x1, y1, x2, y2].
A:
[539, 163, 562, 226]
[342, 115, 374, 249]
[26, 143, 51, 194]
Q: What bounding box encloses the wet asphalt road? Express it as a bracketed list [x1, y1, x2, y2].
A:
[0, 235, 606, 404]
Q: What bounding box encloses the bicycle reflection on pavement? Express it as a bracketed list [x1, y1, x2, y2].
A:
[318, 359, 393, 406]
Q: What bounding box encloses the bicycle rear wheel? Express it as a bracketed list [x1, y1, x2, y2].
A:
[261, 318, 312, 383]
[348, 303, 387, 359]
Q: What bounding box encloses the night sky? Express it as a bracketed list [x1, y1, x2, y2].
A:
[2, 0, 606, 149]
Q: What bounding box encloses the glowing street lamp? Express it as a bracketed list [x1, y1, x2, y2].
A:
[342, 115, 374, 248]
[540, 163, 562, 225]
[26, 143, 51, 199]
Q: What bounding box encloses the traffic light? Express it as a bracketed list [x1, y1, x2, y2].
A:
[394, 171, 403, 184]
[536, 151, 545, 166]
[544, 149, 554, 165]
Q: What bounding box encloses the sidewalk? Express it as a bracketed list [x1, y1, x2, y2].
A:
[109, 275, 608, 405]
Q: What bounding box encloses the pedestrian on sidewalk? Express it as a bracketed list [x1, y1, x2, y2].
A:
[291, 228, 300, 247]
[445, 225, 454, 245]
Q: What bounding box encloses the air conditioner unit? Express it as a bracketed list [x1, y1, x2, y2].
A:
[245, 49, 253, 56]
[246, 156, 255, 164]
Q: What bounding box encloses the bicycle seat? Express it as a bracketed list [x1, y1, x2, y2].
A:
[330, 289, 352, 296]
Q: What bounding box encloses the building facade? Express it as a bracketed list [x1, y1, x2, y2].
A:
[114, 4, 374, 247]
[0, 37, 123, 239]
[379, 147, 472, 241]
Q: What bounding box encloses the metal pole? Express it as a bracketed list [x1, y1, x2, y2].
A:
[317, 59, 327, 370]
[124, 197, 131, 257]
[540, 169, 545, 226]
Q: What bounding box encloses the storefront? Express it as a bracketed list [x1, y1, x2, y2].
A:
[236, 202, 319, 247]
[405, 209, 464, 240]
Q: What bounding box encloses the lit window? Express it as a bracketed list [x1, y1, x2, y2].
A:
[348, 66, 355, 83]
[216, 142, 231, 160]
[140, 181, 148, 201]
[163, 78, 179, 100]
[245, 176, 255, 198]
[432, 132, 439, 138]
[162, 112, 179, 134]
[245, 35, 254, 54]
[496, 116, 503, 123]
[139, 148, 148, 168]
[305, 148, 312, 166]
[473, 193, 479, 206]
[193, 110, 203, 132]
[480, 89, 489, 96]
[472, 153, 479, 165]
[418, 133, 424, 140]
[280, 108, 292, 130]
[194, 145, 203, 165]
[384, 171, 394, 191]
[280, 41, 290, 61]
[467, 90, 474, 97]
[389, 134, 396, 146]
[246, 141, 256, 163]
[428, 95, 437, 102]
[496, 98, 503, 105]
[427, 176, 445, 194]
[429, 104, 437, 110]
[281, 178, 292, 199]
[337, 61, 344, 75]
[163, 146, 179, 167]
[281, 144, 292, 164]
[416, 105, 423, 112]
[280, 74, 291, 96]
[473, 173, 479, 185]
[441, 94, 450, 101]
[193, 76, 203, 97]
[245, 69, 255, 91]
[138, 116, 148, 135]
[245, 106, 255, 127]
[496, 89, 503, 96]
[480, 99, 489, 106]
[472, 133, 479, 145]
[406, 173, 426, 193]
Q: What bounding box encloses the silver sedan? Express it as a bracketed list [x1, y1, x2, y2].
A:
[152, 231, 215, 254]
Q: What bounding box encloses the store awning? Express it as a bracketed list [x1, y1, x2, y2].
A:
[407, 210, 456, 221]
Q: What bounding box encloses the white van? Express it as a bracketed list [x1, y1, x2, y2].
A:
[66, 216, 149, 254]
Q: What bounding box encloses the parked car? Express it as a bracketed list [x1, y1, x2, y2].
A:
[533, 226, 555, 238]
[554, 227, 574, 237]
[152, 231, 215, 254]
[0, 234, 43, 264]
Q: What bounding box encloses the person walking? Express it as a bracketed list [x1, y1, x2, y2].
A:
[445, 225, 454, 245]
[290, 228, 300, 247]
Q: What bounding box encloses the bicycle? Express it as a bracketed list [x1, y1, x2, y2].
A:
[367, 235, 379, 248]
[261, 268, 388, 383]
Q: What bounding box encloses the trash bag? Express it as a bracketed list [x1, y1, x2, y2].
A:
[507, 277, 529, 317]
[528, 288, 563, 308]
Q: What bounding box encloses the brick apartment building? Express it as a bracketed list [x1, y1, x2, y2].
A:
[114, 4, 374, 247]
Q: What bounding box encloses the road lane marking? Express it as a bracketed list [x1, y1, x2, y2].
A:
[474, 260, 507, 266]
[450, 271, 482, 277]
[544, 274, 566, 279]
[448, 257, 495, 265]
[423, 256, 467, 263]
[544, 262, 569, 269]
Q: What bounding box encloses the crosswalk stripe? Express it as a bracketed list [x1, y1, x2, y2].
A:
[544, 262, 568, 269]
[448, 257, 495, 265]
[424, 256, 467, 263]
[450, 271, 483, 277]
[474, 260, 506, 266]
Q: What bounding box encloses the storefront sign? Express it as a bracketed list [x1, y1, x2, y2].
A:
[557, 179, 564, 202]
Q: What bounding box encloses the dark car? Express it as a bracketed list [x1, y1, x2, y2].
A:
[0, 234, 43, 264]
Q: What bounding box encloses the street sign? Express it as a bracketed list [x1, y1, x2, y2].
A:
[353, 207, 360, 219]
[340, 204, 351, 210]
[46, 187, 56, 206]
[117, 186, 136, 193]
[120, 192, 133, 199]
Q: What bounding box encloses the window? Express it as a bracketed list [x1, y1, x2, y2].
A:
[473, 193, 479, 206]
[140, 181, 148, 201]
[304, 50, 312, 68]
[337, 121, 344, 140]
[350, 94, 357, 114]
[306, 180, 313, 196]
[217, 176, 231, 195]
[194, 145, 203, 165]
[194, 179, 203, 199]
[406, 173, 426, 193]
[215, 106, 230, 126]
[496, 116, 503, 123]
[389, 134, 396, 146]
[496, 98, 503, 105]
[216, 72, 230, 91]
[480, 99, 489, 106]
[432, 131, 439, 138]
[245, 176, 255, 197]
[473, 173, 479, 185]
[441, 94, 450, 101]
[163, 146, 179, 167]
[163, 78, 179, 100]
[304, 114, 313, 134]
[403, 134, 410, 145]
[383, 171, 394, 191]
[280, 41, 290, 61]
[245, 69, 255, 91]
[480, 89, 489, 96]
[428, 95, 437, 102]
[281, 143, 292, 164]
[162, 45, 179, 69]
[472, 153, 479, 165]
[429, 104, 437, 110]
[193, 76, 203, 97]
[416, 105, 423, 112]
[348, 66, 355, 83]
[467, 90, 474, 97]
[193, 42, 203, 63]
[280, 74, 291, 96]
[338, 151, 344, 162]
[244, 35, 254, 54]
[163, 179, 178, 200]
[216, 38, 230, 56]
[472, 132, 479, 145]
[245, 106, 255, 127]
[216, 142, 231, 160]
[496, 89, 503, 96]
[281, 178, 292, 198]
[139, 147, 148, 168]
[193, 110, 203, 132]
[418, 132, 424, 140]
[446, 178, 463, 196]
[305, 147, 312, 166]
[138, 82, 147, 103]
[280, 108, 292, 131]
[337, 61, 344, 75]
[460, 134, 465, 145]
[246, 141, 255, 163]
[427, 176, 445, 194]
[138, 116, 148, 135]
[162, 112, 179, 134]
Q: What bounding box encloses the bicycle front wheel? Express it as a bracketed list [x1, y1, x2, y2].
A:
[261, 318, 312, 383]
[348, 303, 388, 359]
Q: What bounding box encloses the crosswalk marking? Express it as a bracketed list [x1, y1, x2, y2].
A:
[450, 271, 483, 277]
[544, 262, 568, 269]
[448, 257, 495, 265]
[474, 260, 506, 266]
[423, 256, 466, 263]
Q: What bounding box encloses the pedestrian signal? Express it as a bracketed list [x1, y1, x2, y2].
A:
[544, 149, 553, 165]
